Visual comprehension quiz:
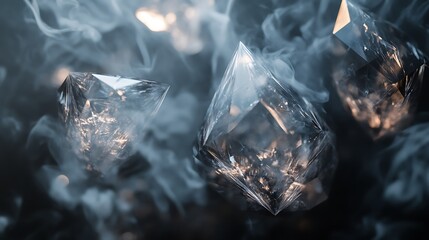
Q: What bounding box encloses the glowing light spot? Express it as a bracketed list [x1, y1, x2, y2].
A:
[56, 174, 69, 186]
[363, 23, 368, 32]
[135, 8, 168, 32]
[239, 54, 253, 64]
[229, 105, 240, 116]
[369, 115, 381, 128]
[165, 12, 176, 24]
[52, 67, 70, 87]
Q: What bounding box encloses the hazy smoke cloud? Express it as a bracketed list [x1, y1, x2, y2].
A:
[259, 1, 336, 102]
[2, 0, 429, 239]
[23, 0, 154, 76]
[0, 114, 22, 143]
[0, 216, 9, 233]
[0, 66, 6, 86]
[381, 123, 429, 209]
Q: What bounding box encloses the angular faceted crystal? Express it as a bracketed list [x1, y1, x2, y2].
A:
[194, 43, 337, 215]
[58, 73, 169, 174]
[333, 0, 427, 138]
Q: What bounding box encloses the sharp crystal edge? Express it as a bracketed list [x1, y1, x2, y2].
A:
[333, 0, 428, 139]
[194, 43, 337, 215]
[58, 72, 169, 174]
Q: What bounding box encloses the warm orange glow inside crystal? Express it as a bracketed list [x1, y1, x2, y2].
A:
[333, 0, 351, 34]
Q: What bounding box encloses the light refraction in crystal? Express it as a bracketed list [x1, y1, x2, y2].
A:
[194, 43, 337, 215]
[58, 73, 169, 174]
[333, 0, 427, 138]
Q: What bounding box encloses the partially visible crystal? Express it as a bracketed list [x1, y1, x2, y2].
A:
[58, 73, 169, 174]
[194, 43, 337, 215]
[333, 0, 427, 138]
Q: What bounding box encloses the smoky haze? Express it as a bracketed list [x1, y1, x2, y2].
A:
[0, 0, 429, 239]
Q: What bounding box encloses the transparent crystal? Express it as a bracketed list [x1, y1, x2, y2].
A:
[58, 72, 169, 174]
[194, 43, 337, 215]
[333, 0, 427, 138]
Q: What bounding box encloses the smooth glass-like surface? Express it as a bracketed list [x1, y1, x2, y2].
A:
[194, 43, 336, 215]
[58, 72, 169, 173]
[333, 0, 427, 138]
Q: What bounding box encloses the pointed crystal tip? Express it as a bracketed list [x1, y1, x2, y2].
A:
[58, 72, 169, 174]
[333, 0, 351, 34]
[194, 43, 337, 215]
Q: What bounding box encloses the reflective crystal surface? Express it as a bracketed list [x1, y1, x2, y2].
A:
[333, 0, 427, 138]
[194, 43, 337, 215]
[58, 73, 169, 173]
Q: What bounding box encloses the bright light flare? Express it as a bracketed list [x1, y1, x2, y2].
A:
[55, 174, 70, 187]
[135, 8, 170, 32]
[52, 67, 71, 87]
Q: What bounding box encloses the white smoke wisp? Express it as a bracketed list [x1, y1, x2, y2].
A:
[0, 216, 9, 234]
[23, 0, 154, 77]
[0, 197, 22, 236]
[349, 123, 429, 238]
[80, 188, 118, 240]
[13, 0, 429, 238]
[131, 92, 207, 214]
[0, 66, 6, 87]
[0, 113, 22, 143]
[27, 116, 86, 180]
[380, 123, 429, 210]
[258, 0, 339, 103]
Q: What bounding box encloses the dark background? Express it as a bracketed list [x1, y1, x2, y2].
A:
[1, 0, 429, 239]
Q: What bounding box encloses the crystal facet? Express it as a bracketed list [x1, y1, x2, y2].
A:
[194, 43, 337, 215]
[333, 0, 427, 138]
[58, 72, 169, 173]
